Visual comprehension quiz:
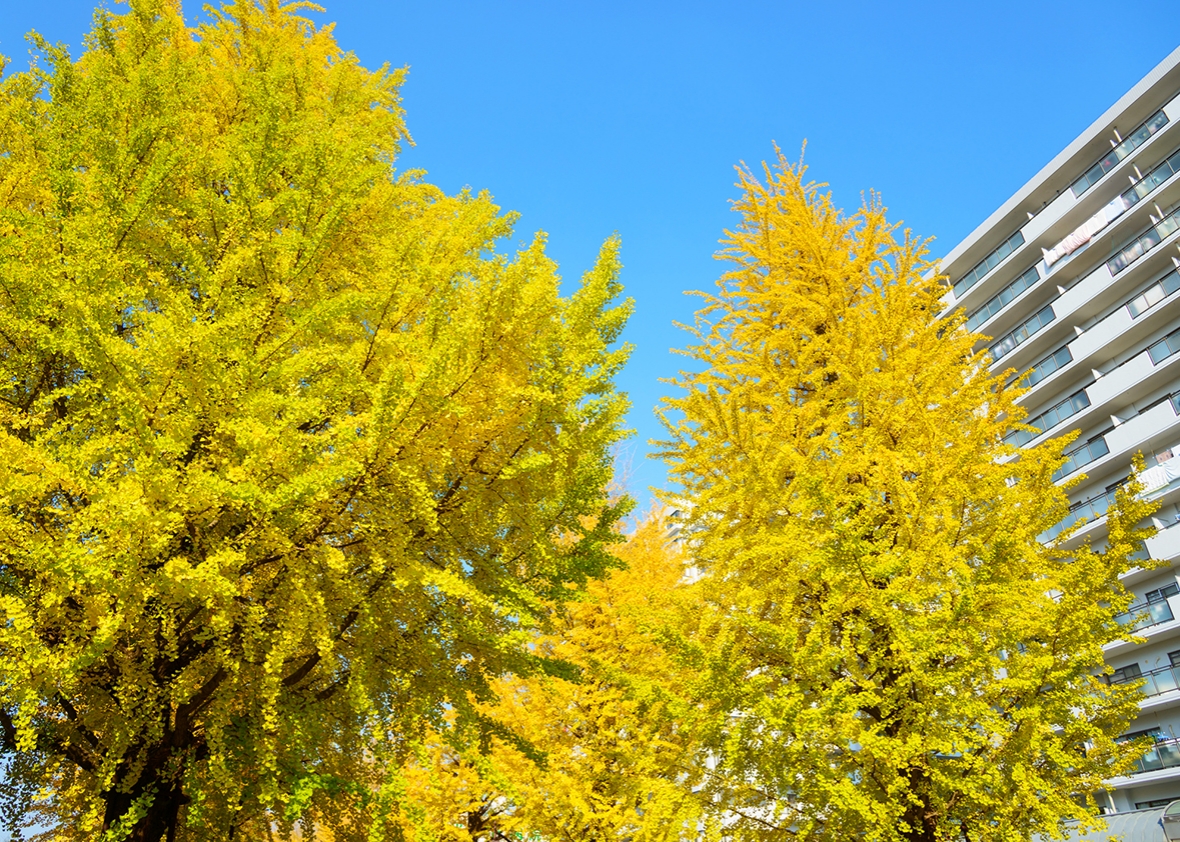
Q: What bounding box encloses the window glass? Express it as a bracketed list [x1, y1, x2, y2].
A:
[1150, 328, 1180, 364]
[1053, 435, 1109, 481]
[1110, 663, 1143, 684]
[954, 230, 1025, 297]
[1146, 583, 1180, 603]
[1136, 799, 1175, 810]
[1072, 110, 1169, 197]
[992, 305, 1054, 360]
[1110, 209, 1180, 276]
[966, 266, 1039, 332]
[1119, 726, 1162, 743]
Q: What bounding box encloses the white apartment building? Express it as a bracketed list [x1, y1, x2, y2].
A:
[939, 45, 1180, 815]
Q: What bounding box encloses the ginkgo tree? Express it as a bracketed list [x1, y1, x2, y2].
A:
[658, 152, 1156, 842]
[393, 512, 712, 842]
[0, 1, 631, 840]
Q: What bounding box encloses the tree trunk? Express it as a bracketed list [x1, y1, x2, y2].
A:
[102, 753, 187, 842]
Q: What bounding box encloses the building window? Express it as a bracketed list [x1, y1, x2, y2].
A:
[992, 305, 1055, 360]
[953, 230, 1025, 298]
[1149, 327, 1180, 365]
[1119, 726, 1164, 743]
[1052, 435, 1110, 481]
[1123, 146, 1180, 209]
[1071, 110, 1169, 197]
[1167, 649, 1180, 668]
[965, 265, 1040, 332]
[1108, 206, 1180, 276]
[1145, 583, 1179, 604]
[1019, 345, 1072, 389]
[1006, 389, 1090, 447]
[1109, 663, 1143, 685]
[1128, 268, 1180, 318]
[1135, 799, 1176, 810]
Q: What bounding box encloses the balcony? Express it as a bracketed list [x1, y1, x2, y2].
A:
[1042, 449, 1180, 545]
[1088, 346, 1173, 409]
[1147, 521, 1180, 563]
[1115, 599, 1176, 632]
[1132, 663, 1180, 699]
[1006, 388, 1090, 447]
[1072, 110, 1170, 198]
[952, 229, 1025, 298]
[1041, 488, 1119, 542]
[992, 304, 1055, 361]
[1108, 207, 1180, 276]
[1053, 435, 1109, 482]
[1043, 143, 1180, 271]
[1124, 736, 1180, 777]
[1015, 220, 1180, 407]
[965, 265, 1040, 334]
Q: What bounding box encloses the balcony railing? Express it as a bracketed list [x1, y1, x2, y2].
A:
[1128, 267, 1180, 319]
[953, 230, 1025, 298]
[1018, 345, 1073, 390]
[1005, 388, 1090, 448]
[1123, 146, 1180, 210]
[965, 265, 1040, 333]
[1108, 207, 1180, 276]
[1053, 436, 1110, 482]
[1150, 327, 1180, 365]
[1045, 144, 1180, 269]
[992, 305, 1055, 360]
[1072, 110, 1169, 197]
[1041, 488, 1118, 542]
[1124, 736, 1180, 776]
[1114, 599, 1175, 632]
[1132, 663, 1180, 698]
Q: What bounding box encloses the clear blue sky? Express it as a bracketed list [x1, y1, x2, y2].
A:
[2, 2, 1177, 511]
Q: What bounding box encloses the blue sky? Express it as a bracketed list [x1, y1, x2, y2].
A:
[2, 2, 1177, 511]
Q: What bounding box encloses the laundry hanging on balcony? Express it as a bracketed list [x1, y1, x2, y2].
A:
[1043, 196, 1129, 267]
[1138, 453, 1180, 495]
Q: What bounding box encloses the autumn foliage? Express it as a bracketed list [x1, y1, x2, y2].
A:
[0, 2, 1162, 841]
[656, 153, 1154, 842]
[389, 513, 708, 842]
[0, 2, 630, 839]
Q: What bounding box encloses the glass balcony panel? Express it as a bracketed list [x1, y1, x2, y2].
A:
[1072, 111, 1169, 196]
[1116, 599, 1175, 630]
[1141, 746, 1164, 772]
[1159, 741, 1180, 768]
[1141, 672, 1162, 696]
[1149, 600, 1174, 625]
[1150, 331, 1180, 365]
[1054, 437, 1108, 482]
[1150, 667, 1180, 696]
[954, 231, 1024, 297]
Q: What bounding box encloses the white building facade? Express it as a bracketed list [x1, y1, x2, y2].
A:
[939, 45, 1180, 815]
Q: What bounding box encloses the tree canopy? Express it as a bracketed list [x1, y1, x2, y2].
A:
[395, 512, 710, 842]
[0, 1, 631, 839]
[657, 152, 1154, 842]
